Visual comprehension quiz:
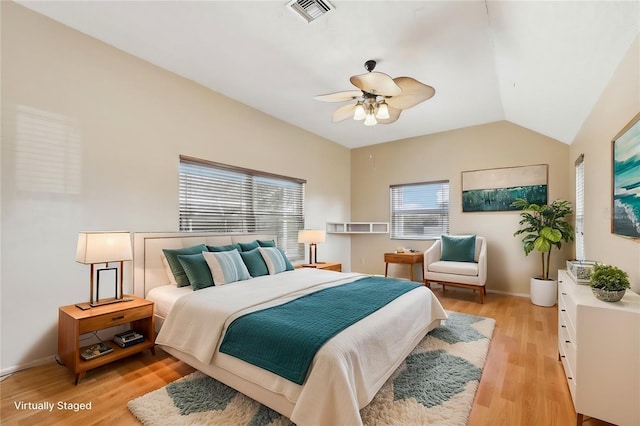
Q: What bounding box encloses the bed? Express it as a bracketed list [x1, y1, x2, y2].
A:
[133, 232, 447, 426]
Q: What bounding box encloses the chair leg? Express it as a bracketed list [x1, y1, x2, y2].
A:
[442, 284, 446, 292]
[479, 288, 484, 304]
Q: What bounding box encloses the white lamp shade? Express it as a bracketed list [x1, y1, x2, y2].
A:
[76, 231, 133, 264]
[298, 229, 326, 244]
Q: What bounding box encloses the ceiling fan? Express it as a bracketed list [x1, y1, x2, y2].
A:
[314, 60, 435, 126]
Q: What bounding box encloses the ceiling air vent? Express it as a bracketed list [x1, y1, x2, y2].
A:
[287, 0, 334, 23]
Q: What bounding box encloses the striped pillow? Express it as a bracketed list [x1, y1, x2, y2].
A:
[203, 249, 251, 285]
[259, 247, 289, 275]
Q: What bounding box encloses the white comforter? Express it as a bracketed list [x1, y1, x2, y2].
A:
[156, 268, 447, 426]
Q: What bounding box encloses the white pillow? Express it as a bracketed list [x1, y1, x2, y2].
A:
[162, 255, 177, 286]
[259, 247, 288, 275]
[203, 249, 250, 285]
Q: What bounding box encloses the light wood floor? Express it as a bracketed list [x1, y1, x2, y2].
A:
[1, 288, 614, 426]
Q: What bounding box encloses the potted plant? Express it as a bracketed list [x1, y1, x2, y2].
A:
[590, 263, 630, 302]
[512, 198, 574, 306]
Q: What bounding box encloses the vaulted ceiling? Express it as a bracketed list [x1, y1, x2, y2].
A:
[16, 1, 640, 148]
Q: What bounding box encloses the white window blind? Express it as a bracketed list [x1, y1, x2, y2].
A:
[179, 156, 306, 260]
[390, 181, 450, 240]
[575, 154, 585, 261]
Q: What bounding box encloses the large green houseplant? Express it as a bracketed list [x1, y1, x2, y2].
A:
[512, 198, 575, 280]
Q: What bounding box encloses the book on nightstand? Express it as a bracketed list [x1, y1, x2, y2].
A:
[80, 342, 114, 360]
[113, 330, 145, 348]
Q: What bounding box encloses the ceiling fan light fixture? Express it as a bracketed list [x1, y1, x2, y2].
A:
[375, 101, 390, 119]
[353, 102, 366, 120]
[364, 112, 377, 126]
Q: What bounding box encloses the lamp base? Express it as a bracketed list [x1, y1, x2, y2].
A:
[75, 297, 134, 310]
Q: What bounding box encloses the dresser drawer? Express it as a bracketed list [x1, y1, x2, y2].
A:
[559, 324, 577, 376]
[558, 289, 576, 326]
[560, 349, 577, 403]
[79, 305, 152, 334]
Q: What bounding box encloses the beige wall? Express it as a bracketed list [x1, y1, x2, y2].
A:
[569, 36, 640, 293]
[0, 3, 351, 372]
[350, 121, 571, 294]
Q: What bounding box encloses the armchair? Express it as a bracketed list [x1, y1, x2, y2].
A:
[424, 236, 487, 303]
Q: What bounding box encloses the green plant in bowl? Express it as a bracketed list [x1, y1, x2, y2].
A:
[590, 264, 630, 302]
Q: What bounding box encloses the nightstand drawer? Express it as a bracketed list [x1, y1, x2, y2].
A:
[79, 305, 152, 334]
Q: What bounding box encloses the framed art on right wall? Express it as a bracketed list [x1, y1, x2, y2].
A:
[612, 112, 640, 238]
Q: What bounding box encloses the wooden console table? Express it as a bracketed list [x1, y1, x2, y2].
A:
[384, 252, 424, 283]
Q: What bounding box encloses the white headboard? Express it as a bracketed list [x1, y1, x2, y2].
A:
[133, 232, 277, 297]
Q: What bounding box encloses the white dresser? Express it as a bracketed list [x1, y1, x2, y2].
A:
[557, 269, 640, 426]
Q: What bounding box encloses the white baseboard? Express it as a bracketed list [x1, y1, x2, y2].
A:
[429, 282, 530, 299]
[0, 355, 56, 379]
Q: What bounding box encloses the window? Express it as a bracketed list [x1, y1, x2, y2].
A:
[179, 156, 306, 260]
[575, 154, 585, 261]
[390, 181, 450, 240]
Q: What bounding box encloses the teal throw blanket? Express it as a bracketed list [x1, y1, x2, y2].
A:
[219, 276, 421, 384]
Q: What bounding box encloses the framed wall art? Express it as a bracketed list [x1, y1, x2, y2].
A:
[612, 112, 640, 238]
[462, 164, 548, 212]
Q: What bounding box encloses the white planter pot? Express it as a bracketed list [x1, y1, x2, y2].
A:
[530, 277, 557, 307]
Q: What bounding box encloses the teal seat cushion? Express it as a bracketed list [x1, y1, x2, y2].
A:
[177, 253, 214, 291]
[238, 240, 259, 252]
[207, 243, 241, 252]
[440, 235, 477, 263]
[163, 244, 208, 287]
[240, 247, 269, 277]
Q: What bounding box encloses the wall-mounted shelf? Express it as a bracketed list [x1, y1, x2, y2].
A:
[327, 222, 389, 234]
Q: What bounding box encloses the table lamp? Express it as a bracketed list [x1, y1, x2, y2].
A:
[298, 229, 326, 264]
[75, 231, 133, 310]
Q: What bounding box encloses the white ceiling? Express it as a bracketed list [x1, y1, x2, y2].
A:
[16, 1, 640, 149]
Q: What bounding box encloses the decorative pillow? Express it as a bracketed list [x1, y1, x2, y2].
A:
[177, 253, 214, 291]
[162, 255, 177, 286]
[440, 235, 477, 263]
[240, 247, 269, 277]
[257, 239, 276, 247]
[203, 249, 251, 285]
[207, 243, 241, 252]
[277, 247, 295, 271]
[238, 240, 259, 252]
[162, 244, 208, 287]
[259, 247, 293, 275]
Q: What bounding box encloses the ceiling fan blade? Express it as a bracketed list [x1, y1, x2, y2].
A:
[377, 106, 402, 124]
[387, 77, 436, 110]
[314, 90, 362, 102]
[350, 72, 401, 97]
[332, 103, 357, 122]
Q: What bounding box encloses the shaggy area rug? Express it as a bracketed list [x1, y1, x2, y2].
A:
[128, 311, 495, 426]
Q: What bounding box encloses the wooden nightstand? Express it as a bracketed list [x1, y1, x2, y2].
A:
[301, 262, 342, 272]
[58, 295, 155, 384]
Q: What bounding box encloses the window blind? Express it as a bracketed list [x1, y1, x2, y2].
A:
[575, 154, 585, 261]
[390, 181, 450, 240]
[179, 156, 306, 260]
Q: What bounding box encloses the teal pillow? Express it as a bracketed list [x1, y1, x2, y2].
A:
[207, 243, 241, 252]
[257, 239, 276, 248]
[240, 248, 269, 277]
[163, 244, 208, 287]
[177, 253, 214, 291]
[440, 235, 477, 263]
[203, 249, 251, 285]
[238, 240, 259, 252]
